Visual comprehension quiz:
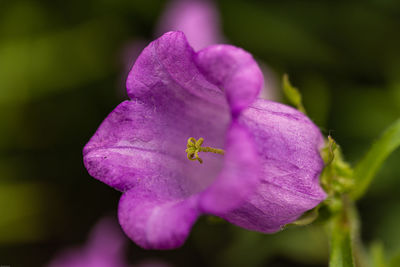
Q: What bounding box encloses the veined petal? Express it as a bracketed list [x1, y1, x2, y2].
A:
[116, 121, 260, 249]
[126, 31, 227, 108]
[195, 44, 264, 117]
[200, 121, 260, 214]
[223, 99, 326, 231]
[224, 182, 324, 233]
[87, 32, 263, 192]
[118, 187, 200, 249]
[83, 100, 225, 193]
[84, 31, 324, 249]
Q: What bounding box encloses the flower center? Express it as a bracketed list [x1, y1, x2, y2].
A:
[185, 137, 225, 164]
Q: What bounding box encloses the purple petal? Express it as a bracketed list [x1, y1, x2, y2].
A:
[84, 34, 233, 194]
[117, 120, 260, 249]
[47, 218, 128, 267]
[195, 44, 264, 117]
[85, 31, 262, 192]
[118, 187, 200, 249]
[156, 0, 223, 50]
[84, 33, 267, 248]
[86, 33, 232, 192]
[85, 218, 126, 259]
[83, 100, 226, 193]
[85, 31, 264, 195]
[126, 31, 226, 108]
[223, 99, 326, 232]
[84, 31, 324, 249]
[199, 121, 260, 214]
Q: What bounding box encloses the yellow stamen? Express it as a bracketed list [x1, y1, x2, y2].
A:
[185, 137, 225, 164]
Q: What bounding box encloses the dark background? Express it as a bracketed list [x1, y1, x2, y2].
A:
[1, 0, 400, 266]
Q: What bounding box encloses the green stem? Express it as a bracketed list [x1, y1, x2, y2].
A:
[328, 195, 368, 267]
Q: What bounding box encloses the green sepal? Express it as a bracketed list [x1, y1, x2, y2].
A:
[321, 135, 338, 165]
[282, 74, 306, 114]
[320, 136, 354, 197]
[288, 205, 321, 227]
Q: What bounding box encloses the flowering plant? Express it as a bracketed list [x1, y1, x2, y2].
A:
[83, 31, 326, 249]
[80, 2, 400, 266]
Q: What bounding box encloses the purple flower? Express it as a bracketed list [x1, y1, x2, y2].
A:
[119, 0, 222, 97]
[47, 218, 129, 267]
[47, 217, 171, 267]
[121, 0, 277, 100]
[155, 0, 278, 100]
[83, 31, 326, 249]
[156, 0, 223, 50]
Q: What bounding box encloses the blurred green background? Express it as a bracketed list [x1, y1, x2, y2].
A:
[1, 0, 399, 266]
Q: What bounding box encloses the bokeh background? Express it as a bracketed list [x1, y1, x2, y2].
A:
[1, 0, 400, 266]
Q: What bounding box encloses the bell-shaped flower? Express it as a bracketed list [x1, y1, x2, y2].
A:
[47, 217, 170, 266]
[47, 218, 129, 267]
[156, 0, 223, 50]
[83, 31, 326, 249]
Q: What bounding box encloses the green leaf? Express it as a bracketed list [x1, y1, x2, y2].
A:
[329, 207, 355, 267]
[351, 118, 400, 200]
[389, 250, 400, 267]
[282, 74, 306, 113]
[370, 242, 387, 267]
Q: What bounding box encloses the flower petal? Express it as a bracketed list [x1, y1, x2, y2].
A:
[156, 0, 223, 51]
[126, 31, 227, 108]
[118, 186, 200, 249]
[199, 121, 260, 214]
[87, 31, 263, 192]
[85, 32, 315, 249]
[223, 99, 326, 231]
[47, 218, 128, 267]
[194, 44, 264, 117]
[83, 100, 225, 193]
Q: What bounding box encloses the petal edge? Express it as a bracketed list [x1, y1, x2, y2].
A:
[118, 188, 200, 249]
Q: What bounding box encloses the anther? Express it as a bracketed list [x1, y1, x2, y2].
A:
[185, 137, 225, 164]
